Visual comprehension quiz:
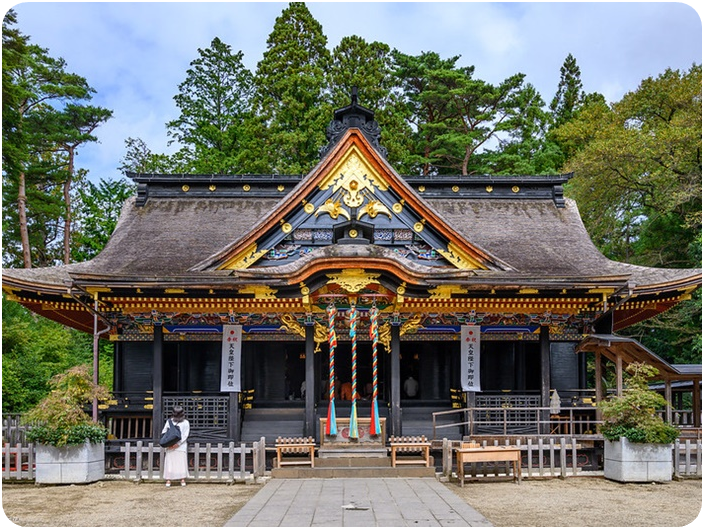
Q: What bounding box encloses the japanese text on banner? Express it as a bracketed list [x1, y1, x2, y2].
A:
[220, 325, 242, 392]
[460, 325, 481, 392]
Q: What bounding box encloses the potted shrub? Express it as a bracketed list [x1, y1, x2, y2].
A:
[598, 362, 679, 482]
[25, 365, 110, 484]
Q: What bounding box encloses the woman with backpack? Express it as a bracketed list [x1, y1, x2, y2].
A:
[161, 405, 190, 487]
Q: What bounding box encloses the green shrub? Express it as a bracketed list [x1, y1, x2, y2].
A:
[598, 362, 679, 444]
[23, 365, 110, 447]
[26, 423, 107, 446]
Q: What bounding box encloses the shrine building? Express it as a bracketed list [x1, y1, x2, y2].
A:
[3, 96, 701, 450]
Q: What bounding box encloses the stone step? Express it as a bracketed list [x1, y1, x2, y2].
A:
[313, 456, 391, 467]
[318, 448, 388, 459]
[271, 466, 437, 479]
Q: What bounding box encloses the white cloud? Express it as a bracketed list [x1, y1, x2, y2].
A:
[7, 1, 702, 181]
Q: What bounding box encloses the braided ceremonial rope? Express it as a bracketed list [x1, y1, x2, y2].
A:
[369, 303, 381, 436]
[325, 303, 337, 436]
[348, 304, 359, 439]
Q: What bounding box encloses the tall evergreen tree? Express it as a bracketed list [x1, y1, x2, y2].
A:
[422, 65, 527, 175]
[48, 104, 113, 263]
[250, 2, 331, 174]
[549, 53, 585, 128]
[167, 37, 254, 174]
[2, 10, 108, 267]
[392, 51, 461, 175]
[72, 178, 135, 262]
[478, 83, 561, 175]
[329, 35, 413, 170]
[118, 137, 177, 175]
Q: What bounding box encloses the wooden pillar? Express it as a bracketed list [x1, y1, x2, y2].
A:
[390, 324, 401, 437]
[152, 324, 163, 440]
[229, 392, 240, 442]
[539, 326, 551, 433]
[304, 324, 316, 438]
[693, 378, 701, 427]
[595, 351, 603, 421]
[664, 379, 673, 424]
[615, 354, 623, 397]
[92, 300, 100, 422]
[578, 349, 587, 391]
[514, 342, 526, 391]
[465, 391, 476, 439]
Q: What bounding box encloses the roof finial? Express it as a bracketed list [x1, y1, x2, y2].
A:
[351, 86, 358, 106]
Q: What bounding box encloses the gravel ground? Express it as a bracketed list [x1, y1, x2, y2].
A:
[446, 477, 702, 527]
[2, 477, 701, 527]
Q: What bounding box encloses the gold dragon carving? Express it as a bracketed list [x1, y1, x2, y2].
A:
[279, 314, 327, 353]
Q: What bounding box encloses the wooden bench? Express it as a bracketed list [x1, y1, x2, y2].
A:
[389, 435, 431, 467]
[275, 437, 315, 468]
[456, 443, 522, 486]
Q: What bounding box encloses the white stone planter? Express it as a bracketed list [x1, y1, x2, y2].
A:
[603, 437, 672, 483]
[35, 441, 105, 484]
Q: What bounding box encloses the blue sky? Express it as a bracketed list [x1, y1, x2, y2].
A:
[5, 1, 703, 182]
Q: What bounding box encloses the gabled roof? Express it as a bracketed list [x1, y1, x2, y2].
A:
[193, 128, 511, 273]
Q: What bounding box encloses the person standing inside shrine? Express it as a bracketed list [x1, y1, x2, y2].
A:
[162, 405, 190, 487]
[404, 375, 419, 398]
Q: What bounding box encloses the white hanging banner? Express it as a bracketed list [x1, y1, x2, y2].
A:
[460, 326, 481, 392]
[220, 325, 242, 392]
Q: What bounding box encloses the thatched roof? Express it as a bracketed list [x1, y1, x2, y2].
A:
[3, 192, 699, 293]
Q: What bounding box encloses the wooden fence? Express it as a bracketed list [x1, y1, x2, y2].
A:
[2, 438, 267, 482]
[441, 437, 702, 480]
[2, 443, 35, 481]
[119, 439, 267, 482]
[5, 437, 701, 482]
[2, 414, 35, 446]
[673, 439, 703, 478]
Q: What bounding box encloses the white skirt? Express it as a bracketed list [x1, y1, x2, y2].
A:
[163, 449, 189, 480]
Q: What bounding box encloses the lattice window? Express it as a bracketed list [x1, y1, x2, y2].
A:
[162, 396, 229, 437]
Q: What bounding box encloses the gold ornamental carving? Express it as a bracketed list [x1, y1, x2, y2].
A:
[237, 285, 278, 300]
[436, 242, 484, 270]
[317, 151, 391, 220]
[279, 314, 326, 353]
[378, 322, 391, 353]
[401, 313, 423, 335]
[376, 313, 423, 353]
[315, 199, 351, 221]
[221, 242, 267, 270]
[326, 269, 380, 293]
[358, 200, 392, 221]
[428, 284, 468, 299]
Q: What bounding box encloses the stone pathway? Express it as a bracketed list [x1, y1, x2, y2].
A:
[224, 477, 493, 527]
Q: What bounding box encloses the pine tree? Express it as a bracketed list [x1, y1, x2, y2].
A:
[392, 51, 461, 175]
[167, 37, 254, 174]
[549, 53, 585, 128]
[2, 10, 109, 267]
[478, 83, 561, 175]
[329, 36, 413, 170]
[250, 2, 331, 174]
